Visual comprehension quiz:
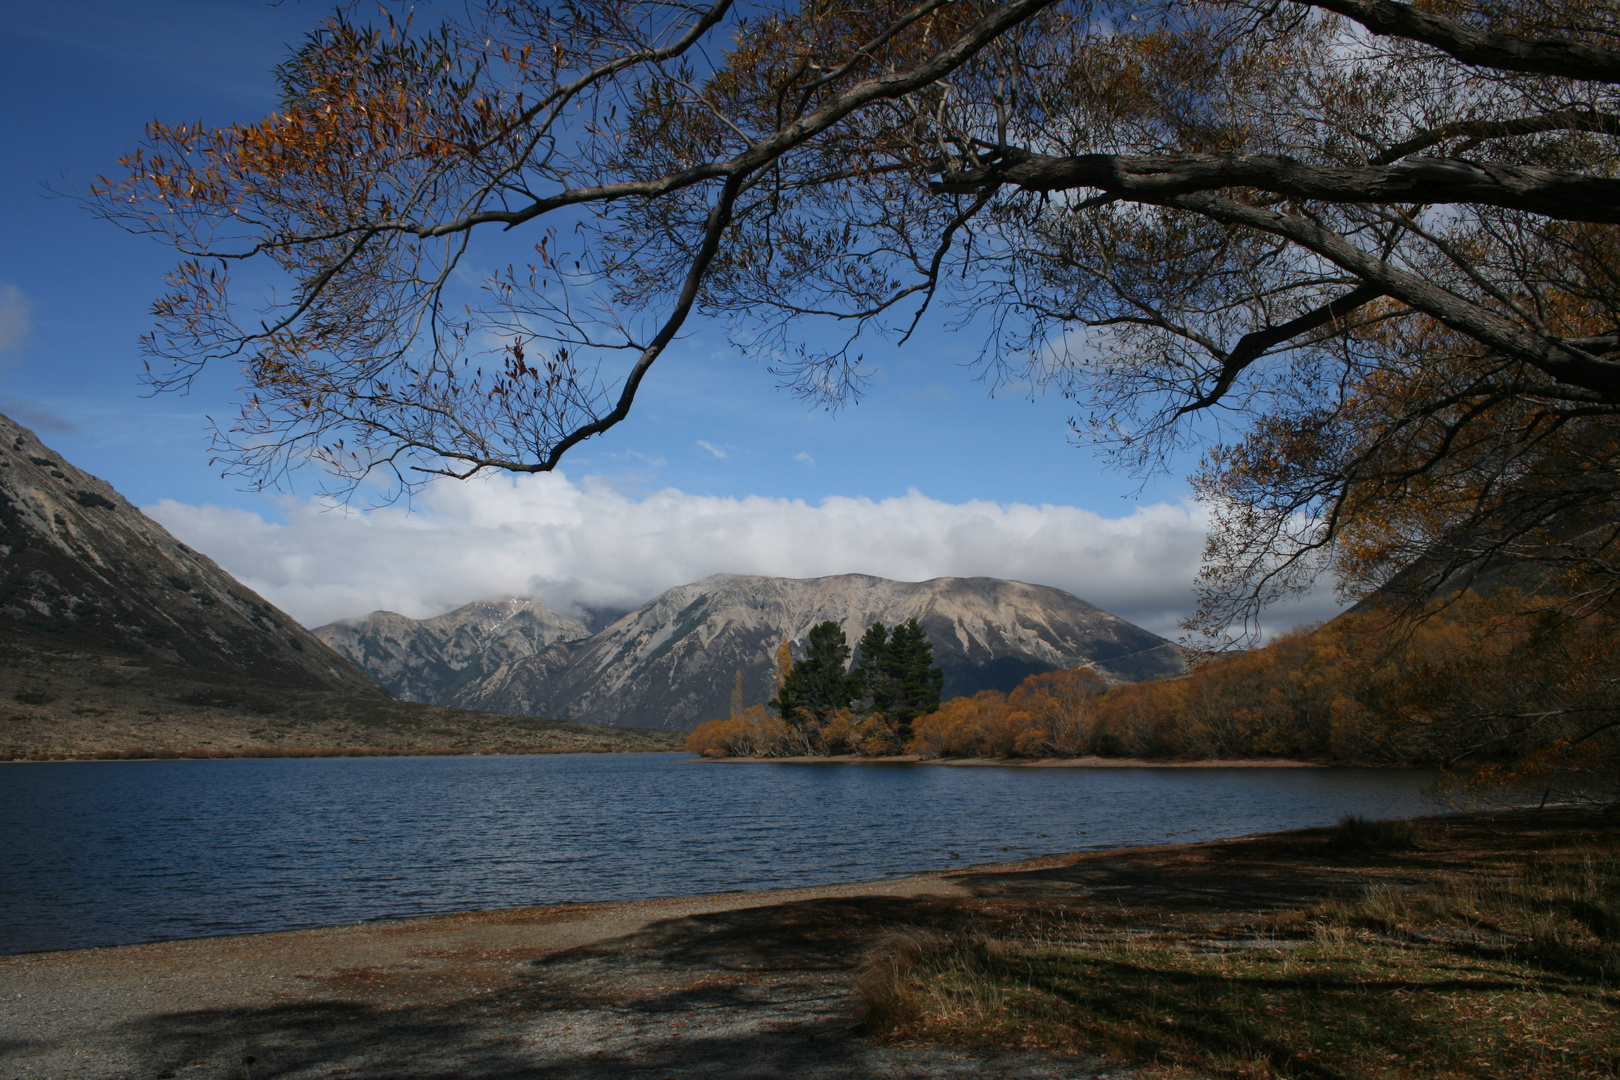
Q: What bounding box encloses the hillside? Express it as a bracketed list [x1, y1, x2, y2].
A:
[319, 574, 1186, 730]
[0, 412, 677, 758]
[0, 413, 375, 693]
[0, 631, 682, 759]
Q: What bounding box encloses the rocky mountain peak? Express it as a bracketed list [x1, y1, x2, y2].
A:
[314, 596, 591, 704]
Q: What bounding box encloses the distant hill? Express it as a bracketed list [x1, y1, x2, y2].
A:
[317, 574, 1186, 730]
[0, 413, 677, 758]
[313, 599, 592, 705]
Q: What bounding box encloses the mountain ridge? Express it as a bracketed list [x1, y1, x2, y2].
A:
[0, 410, 680, 758]
[317, 573, 1186, 729]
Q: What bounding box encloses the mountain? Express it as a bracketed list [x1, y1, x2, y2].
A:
[318, 574, 1186, 730]
[0, 413, 375, 693]
[0, 631, 683, 760]
[313, 599, 591, 704]
[0, 412, 680, 759]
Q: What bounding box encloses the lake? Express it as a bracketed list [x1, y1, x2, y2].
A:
[0, 754, 1442, 955]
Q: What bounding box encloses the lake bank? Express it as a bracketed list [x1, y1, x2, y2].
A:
[699, 753, 1327, 768]
[3, 808, 1611, 1079]
[1, 744, 681, 762]
[0, 633, 683, 761]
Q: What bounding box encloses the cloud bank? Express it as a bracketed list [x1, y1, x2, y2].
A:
[147, 473, 1343, 638]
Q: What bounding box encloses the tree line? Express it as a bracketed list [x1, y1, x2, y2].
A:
[689, 618, 943, 756]
[690, 592, 1619, 809]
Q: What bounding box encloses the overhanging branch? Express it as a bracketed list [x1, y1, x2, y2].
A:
[934, 150, 1620, 225]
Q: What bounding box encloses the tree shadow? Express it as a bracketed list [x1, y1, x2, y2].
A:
[124, 894, 1085, 1079]
[1011, 952, 1593, 1080]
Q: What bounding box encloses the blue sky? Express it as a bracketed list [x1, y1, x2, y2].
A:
[0, 1, 1334, 635]
[1, 0, 1181, 510]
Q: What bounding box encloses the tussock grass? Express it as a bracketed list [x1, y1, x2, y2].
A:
[856, 825, 1620, 1078]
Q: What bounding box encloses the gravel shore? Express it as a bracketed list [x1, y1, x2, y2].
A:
[8, 816, 1506, 1080]
[1, 867, 1118, 1079]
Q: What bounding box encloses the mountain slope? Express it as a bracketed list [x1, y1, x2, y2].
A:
[314, 599, 590, 703]
[321, 574, 1185, 729]
[0, 414, 376, 693]
[0, 631, 683, 760]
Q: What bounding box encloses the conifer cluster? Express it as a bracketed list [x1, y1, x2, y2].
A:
[762, 618, 944, 751]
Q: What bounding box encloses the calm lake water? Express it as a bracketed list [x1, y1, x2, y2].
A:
[0, 753, 1441, 955]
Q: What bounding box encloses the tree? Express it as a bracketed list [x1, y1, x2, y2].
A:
[770, 620, 860, 730]
[855, 618, 944, 739]
[89, 0, 1620, 641]
[854, 622, 897, 714]
[1006, 667, 1107, 757]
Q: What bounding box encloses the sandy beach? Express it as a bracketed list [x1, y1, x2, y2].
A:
[2, 861, 1107, 1080]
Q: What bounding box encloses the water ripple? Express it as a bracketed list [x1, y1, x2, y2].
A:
[0, 753, 1438, 954]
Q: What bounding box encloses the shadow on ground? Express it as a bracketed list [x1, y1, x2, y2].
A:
[128, 895, 1112, 1079]
[32, 810, 1608, 1080]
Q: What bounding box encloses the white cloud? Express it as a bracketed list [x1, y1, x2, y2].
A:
[695, 440, 727, 459]
[0, 285, 33, 357]
[794, 451, 815, 465]
[147, 473, 1343, 638]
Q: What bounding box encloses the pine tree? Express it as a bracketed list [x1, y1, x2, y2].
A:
[850, 618, 943, 742]
[886, 618, 944, 741]
[854, 622, 899, 715]
[770, 621, 859, 729]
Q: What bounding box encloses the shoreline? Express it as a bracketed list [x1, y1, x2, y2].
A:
[7, 806, 1475, 961]
[2, 750, 1350, 767]
[4, 808, 1604, 1080]
[699, 752, 1332, 768]
[0, 746, 684, 763]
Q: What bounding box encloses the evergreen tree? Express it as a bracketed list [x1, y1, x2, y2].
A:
[769, 621, 859, 728]
[852, 617, 944, 741]
[889, 619, 944, 740]
[854, 622, 899, 715]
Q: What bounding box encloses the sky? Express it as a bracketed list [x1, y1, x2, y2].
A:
[0, 0, 1342, 639]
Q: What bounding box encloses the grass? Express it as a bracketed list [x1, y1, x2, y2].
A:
[1329, 813, 1426, 853]
[857, 821, 1620, 1079]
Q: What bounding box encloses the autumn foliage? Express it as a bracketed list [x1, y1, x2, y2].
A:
[688, 592, 1620, 804]
[686, 705, 792, 758]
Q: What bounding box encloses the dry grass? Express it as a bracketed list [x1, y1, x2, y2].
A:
[0, 632, 684, 758]
[857, 820, 1620, 1078]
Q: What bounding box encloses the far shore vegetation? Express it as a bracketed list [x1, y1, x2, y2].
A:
[689, 594, 1620, 811]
